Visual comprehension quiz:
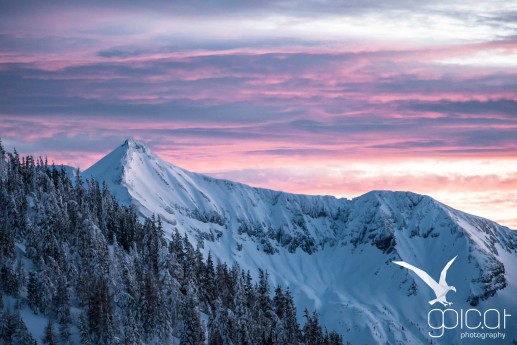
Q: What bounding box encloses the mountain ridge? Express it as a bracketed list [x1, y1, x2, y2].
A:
[84, 138, 517, 344]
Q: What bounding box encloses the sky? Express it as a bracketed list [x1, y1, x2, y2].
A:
[0, 1, 516, 228]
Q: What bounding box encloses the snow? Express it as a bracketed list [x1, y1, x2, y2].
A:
[84, 139, 517, 345]
[2, 295, 48, 345]
[20, 308, 48, 344]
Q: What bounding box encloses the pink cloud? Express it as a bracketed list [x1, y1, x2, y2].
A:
[1, 2, 516, 229]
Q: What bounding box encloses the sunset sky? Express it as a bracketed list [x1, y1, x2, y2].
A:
[1, 1, 516, 228]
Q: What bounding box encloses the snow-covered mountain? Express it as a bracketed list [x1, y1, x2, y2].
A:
[85, 138, 517, 344]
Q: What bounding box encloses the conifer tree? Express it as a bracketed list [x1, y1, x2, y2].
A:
[42, 319, 58, 345]
[27, 272, 40, 313]
[303, 309, 324, 345]
[202, 251, 216, 307]
[180, 291, 205, 345]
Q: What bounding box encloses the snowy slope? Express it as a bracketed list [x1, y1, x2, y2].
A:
[85, 139, 517, 344]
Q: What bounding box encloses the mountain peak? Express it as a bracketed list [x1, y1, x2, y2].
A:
[123, 137, 150, 153]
